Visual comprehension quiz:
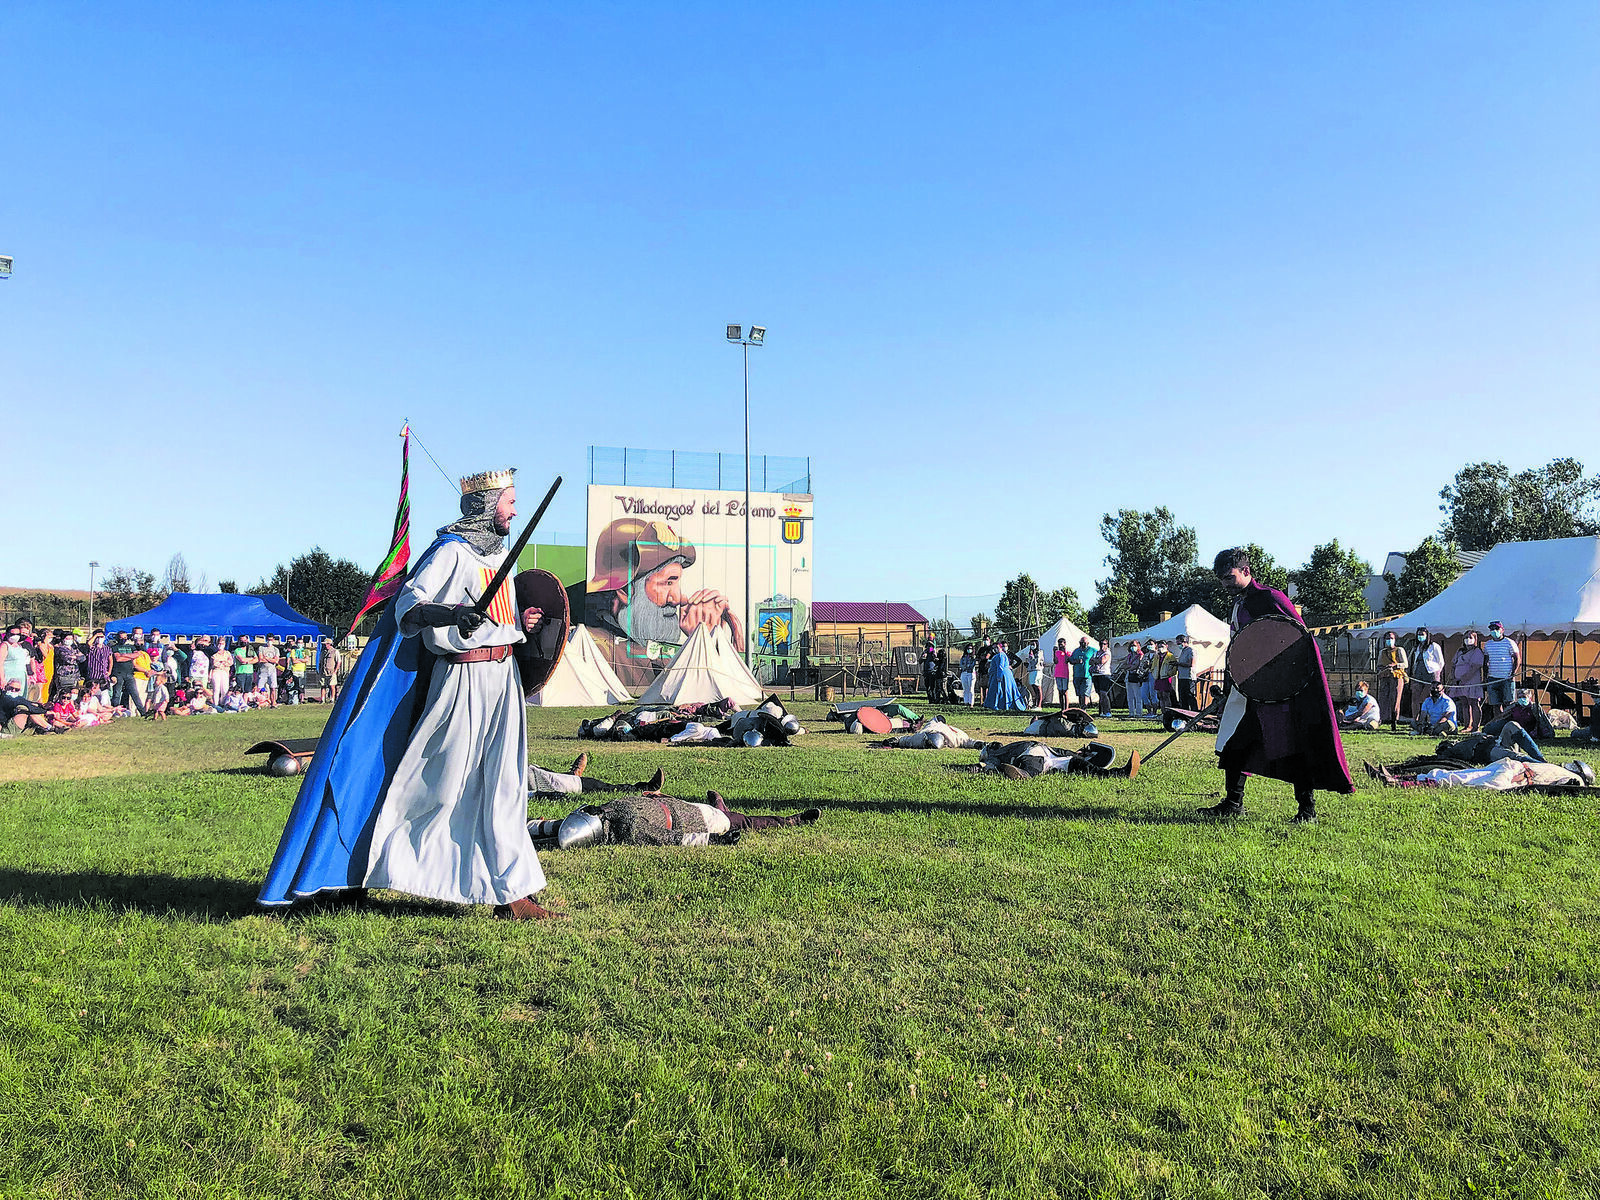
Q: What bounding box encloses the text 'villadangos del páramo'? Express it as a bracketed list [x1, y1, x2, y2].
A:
[615, 495, 778, 519]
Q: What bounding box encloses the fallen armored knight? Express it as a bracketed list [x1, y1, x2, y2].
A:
[978, 739, 1140, 781]
[528, 756, 821, 846]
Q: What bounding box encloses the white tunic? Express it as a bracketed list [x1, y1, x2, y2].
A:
[363, 538, 547, 906]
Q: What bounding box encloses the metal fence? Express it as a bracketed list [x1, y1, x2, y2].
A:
[589, 446, 811, 494]
[1, 594, 96, 632]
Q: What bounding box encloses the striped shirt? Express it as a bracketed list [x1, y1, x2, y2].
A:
[1482, 637, 1517, 680]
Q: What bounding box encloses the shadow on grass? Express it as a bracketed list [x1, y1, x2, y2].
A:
[781, 796, 1214, 825]
[0, 868, 264, 918]
[0, 869, 461, 920]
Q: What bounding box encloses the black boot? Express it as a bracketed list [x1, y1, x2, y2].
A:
[1292, 784, 1316, 823]
[1199, 771, 1245, 817]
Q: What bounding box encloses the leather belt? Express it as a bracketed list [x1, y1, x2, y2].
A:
[448, 645, 516, 665]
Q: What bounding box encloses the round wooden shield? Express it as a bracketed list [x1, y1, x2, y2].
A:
[1226, 614, 1317, 704]
[513, 569, 571, 697]
[855, 706, 893, 735]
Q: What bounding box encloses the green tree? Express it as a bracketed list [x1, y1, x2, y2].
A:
[993, 574, 1046, 644]
[1289, 540, 1373, 625]
[1172, 544, 1291, 621]
[1383, 536, 1458, 617]
[1095, 507, 1199, 624]
[251, 548, 372, 630]
[1043, 585, 1088, 629]
[1440, 457, 1600, 550]
[1438, 462, 1514, 551]
[218, 580, 238, 593]
[1086, 583, 1139, 638]
[968, 613, 992, 641]
[97, 567, 166, 621]
[1507, 458, 1600, 541]
[927, 618, 961, 646]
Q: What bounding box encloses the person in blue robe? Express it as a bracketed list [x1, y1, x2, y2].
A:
[984, 640, 1030, 712]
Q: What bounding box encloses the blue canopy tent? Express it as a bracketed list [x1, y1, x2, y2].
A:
[105, 594, 334, 640]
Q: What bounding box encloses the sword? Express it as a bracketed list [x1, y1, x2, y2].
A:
[1136, 691, 1228, 768]
[473, 476, 563, 618]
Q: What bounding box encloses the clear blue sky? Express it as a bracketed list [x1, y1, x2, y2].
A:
[4, 2, 1597, 608]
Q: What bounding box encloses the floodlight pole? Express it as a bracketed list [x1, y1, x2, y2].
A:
[88, 561, 99, 631]
[743, 338, 751, 668]
[726, 325, 765, 668]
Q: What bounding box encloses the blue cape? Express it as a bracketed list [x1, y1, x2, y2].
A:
[984, 653, 1030, 712]
[256, 538, 460, 906]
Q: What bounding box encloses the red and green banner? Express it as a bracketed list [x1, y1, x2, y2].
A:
[349, 425, 412, 633]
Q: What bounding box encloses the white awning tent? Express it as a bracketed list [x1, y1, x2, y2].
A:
[528, 624, 634, 707]
[636, 623, 766, 707]
[1111, 604, 1232, 672]
[1351, 536, 1600, 640]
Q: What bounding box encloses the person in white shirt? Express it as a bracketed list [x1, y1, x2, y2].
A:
[1409, 627, 1445, 725]
[1340, 681, 1382, 729]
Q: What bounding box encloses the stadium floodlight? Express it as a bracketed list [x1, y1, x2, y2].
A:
[724, 323, 768, 666]
[0, 255, 12, 278]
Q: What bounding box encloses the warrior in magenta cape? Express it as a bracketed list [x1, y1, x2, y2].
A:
[1201, 547, 1353, 822]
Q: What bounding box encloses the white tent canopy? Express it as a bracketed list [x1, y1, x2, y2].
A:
[529, 624, 634, 707]
[1111, 604, 1232, 673]
[1353, 536, 1600, 640]
[636, 623, 766, 707]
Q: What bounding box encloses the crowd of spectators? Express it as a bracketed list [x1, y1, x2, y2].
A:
[1, 620, 348, 737]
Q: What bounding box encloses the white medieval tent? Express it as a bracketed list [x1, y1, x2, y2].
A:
[1111, 604, 1232, 675]
[1032, 614, 1102, 706]
[1349, 536, 1600, 695]
[635, 623, 766, 707]
[528, 623, 634, 707]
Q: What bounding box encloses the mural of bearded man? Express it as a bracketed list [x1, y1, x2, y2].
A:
[571, 518, 747, 689]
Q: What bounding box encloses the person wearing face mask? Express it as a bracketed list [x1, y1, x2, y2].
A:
[1483, 688, 1555, 744]
[1450, 632, 1487, 732]
[1339, 681, 1382, 730]
[1413, 682, 1459, 736]
[1409, 628, 1444, 728]
[2, 628, 31, 693]
[1201, 547, 1353, 823]
[84, 632, 113, 696]
[1481, 620, 1521, 722]
[50, 632, 85, 701]
[1376, 632, 1408, 731]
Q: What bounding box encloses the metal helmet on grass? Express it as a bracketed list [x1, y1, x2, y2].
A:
[266, 754, 302, 778]
[556, 808, 605, 849]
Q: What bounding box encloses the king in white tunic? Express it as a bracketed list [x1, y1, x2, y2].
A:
[362, 471, 550, 913]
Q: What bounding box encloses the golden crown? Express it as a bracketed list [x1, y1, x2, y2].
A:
[459, 467, 516, 495]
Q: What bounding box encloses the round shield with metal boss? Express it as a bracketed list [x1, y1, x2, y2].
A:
[1226, 614, 1319, 704]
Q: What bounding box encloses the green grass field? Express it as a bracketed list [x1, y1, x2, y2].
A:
[2, 701, 1597, 1199]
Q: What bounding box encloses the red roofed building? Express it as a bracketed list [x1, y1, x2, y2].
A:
[811, 601, 929, 656]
